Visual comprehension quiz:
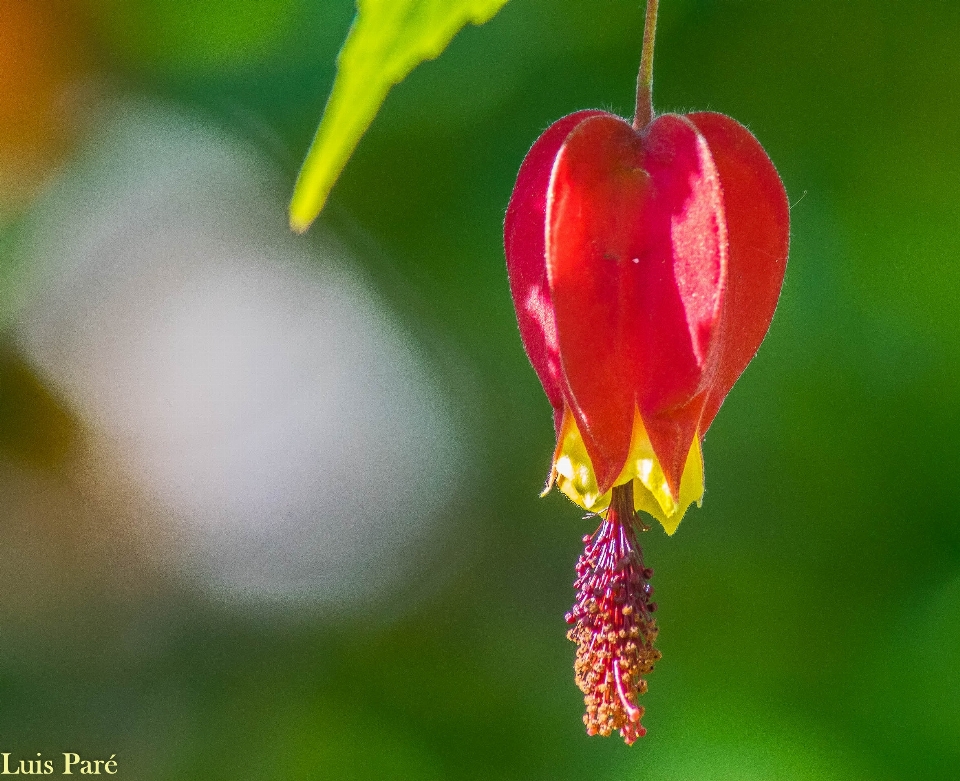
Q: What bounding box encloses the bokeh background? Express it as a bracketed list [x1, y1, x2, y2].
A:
[1, 0, 958, 778]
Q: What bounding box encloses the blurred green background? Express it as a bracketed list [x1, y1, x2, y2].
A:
[1, 0, 959, 778]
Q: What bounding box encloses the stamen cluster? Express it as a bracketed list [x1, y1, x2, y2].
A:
[565, 483, 660, 745]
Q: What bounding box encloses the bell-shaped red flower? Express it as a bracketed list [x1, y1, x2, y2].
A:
[505, 108, 788, 532]
[503, 0, 789, 744]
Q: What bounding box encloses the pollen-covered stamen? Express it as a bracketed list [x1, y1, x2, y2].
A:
[565, 482, 661, 745]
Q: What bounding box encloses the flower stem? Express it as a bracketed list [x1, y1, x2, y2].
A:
[633, 0, 659, 130]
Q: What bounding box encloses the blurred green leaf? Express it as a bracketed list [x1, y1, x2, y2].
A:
[289, 0, 510, 232]
[89, 0, 296, 71]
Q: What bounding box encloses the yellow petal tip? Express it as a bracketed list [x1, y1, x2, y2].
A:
[289, 206, 315, 235]
[548, 407, 705, 533]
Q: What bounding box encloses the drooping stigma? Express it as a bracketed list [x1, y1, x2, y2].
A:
[565, 482, 660, 745]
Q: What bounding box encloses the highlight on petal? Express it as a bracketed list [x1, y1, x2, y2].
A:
[620, 410, 704, 536]
[553, 406, 609, 512]
[628, 114, 727, 496]
[630, 424, 703, 537]
[505, 110, 606, 426]
[552, 407, 703, 535]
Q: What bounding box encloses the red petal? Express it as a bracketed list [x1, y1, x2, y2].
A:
[687, 113, 789, 434]
[547, 114, 727, 494]
[505, 110, 606, 433]
[635, 115, 728, 492]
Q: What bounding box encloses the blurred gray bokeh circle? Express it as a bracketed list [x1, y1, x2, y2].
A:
[15, 100, 471, 612]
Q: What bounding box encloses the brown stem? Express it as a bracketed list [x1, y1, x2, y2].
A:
[633, 0, 659, 130]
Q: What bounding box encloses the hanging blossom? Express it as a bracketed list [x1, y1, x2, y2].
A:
[504, 0, 789, 744]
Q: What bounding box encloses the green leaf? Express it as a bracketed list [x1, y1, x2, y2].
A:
[288, 0, 510, 233]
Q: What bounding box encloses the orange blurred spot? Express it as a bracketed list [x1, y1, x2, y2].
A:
[0, 0, 91, 213]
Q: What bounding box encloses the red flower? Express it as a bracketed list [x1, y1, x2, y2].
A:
[503, 0, 789, 743]
[505, 108, 788, 532]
